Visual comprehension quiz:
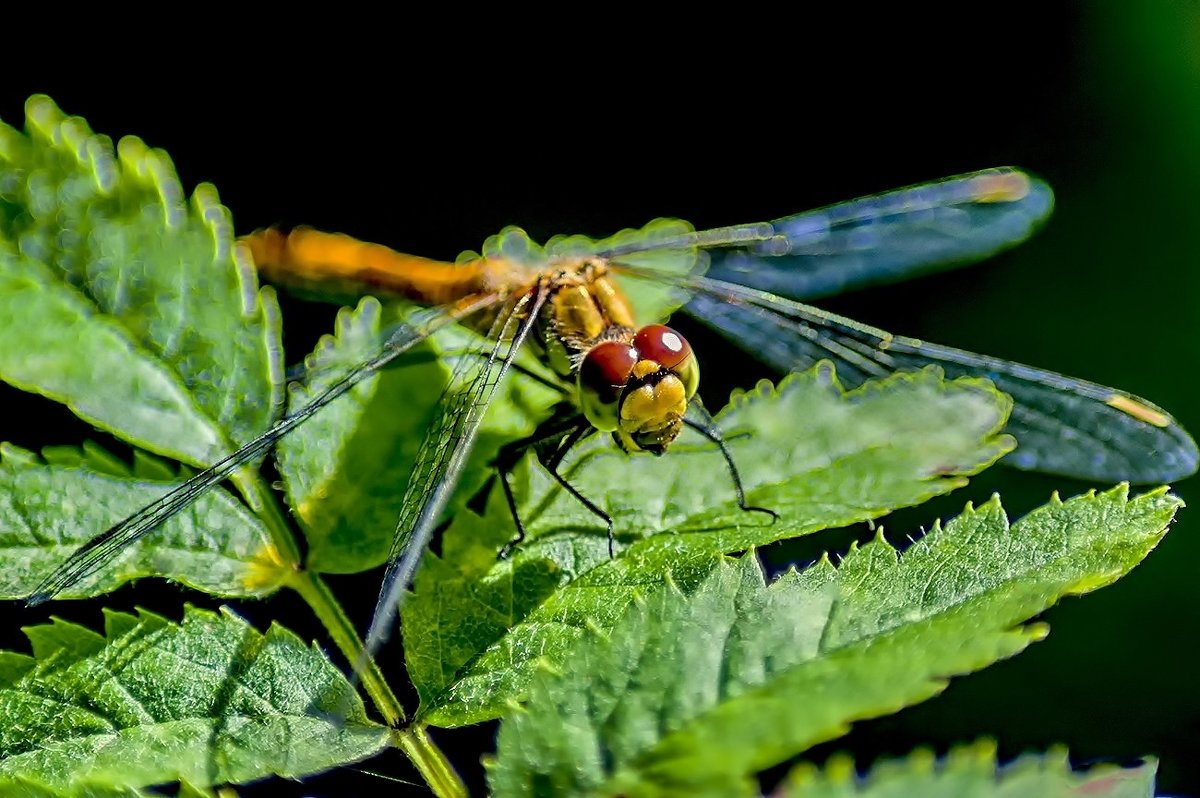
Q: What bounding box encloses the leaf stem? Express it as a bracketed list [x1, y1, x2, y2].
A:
[241, 471, 403, 723]
[242, 474, 461, 794]
[239, 470, 304, 566]
[393, 726, 468, 798]
[242, 472, 404, 723]
[290, 570, 406, 725]
[292, 573, 465, 797]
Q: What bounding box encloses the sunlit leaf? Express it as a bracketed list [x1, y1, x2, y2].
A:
[0, 607, 387, 791]
[487, 487, 1178, 796]
[0, 444, 284, 600]
[0, 94, 282, 470]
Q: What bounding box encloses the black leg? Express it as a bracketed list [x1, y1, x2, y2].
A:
[457, 349, 568, 396]
[495, 407, 611, 557]
[505, 361, 571, 396]
[539, 425, 616, 555]
[682, 411, 779, 523]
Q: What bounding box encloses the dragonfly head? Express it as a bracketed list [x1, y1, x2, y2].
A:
[578, 324, 700, 453]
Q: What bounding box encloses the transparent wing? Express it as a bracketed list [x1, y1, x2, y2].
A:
[703, 168, 1054, 302]
[618, 267, 1197, 484]
[360, 283, 551, 662]
[595, 221, 779, 258]
[24, 296, 500, 606]
[596, 168, 1053, 302]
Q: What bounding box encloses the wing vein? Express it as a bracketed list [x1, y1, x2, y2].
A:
[360, 280, 553, 662]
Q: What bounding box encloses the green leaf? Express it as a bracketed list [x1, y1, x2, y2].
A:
[0, 776, 153, 797]
[486, 486, 1178, 796]
[0, 96, 282, 469]
[407, 365, 1015, 726]
[275, 298, 448, 573]
[0, 97, 300, 601]
[780, 742, 1156, 797]
[175, 782, 217, 798]
[0, 444, 285, 600]
[0, 606, 388, 791]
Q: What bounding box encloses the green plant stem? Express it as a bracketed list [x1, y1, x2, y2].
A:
[293, 573, 466, 797]
[241, 473, 462, 794]
[393, 726, 468, 798]
[239, 471, 402, 723]
[290, 570, 406, 725]
[241, 470, 404, 723]
[238, 470, 303, 565]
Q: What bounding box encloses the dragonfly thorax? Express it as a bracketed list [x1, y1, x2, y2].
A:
[532, 259, 636, 377]
[577, 324, 700, 454]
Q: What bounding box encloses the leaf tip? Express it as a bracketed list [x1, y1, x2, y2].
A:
[1025, 621, 1050, 643]
[823, 752, 857, 782]
[952, 737, 999, 767]
[24, 94, 67, 139]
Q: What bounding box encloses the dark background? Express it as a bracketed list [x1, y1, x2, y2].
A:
[4, 3, 1199, 795]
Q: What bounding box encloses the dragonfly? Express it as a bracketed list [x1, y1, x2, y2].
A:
[26, 167, 1199, 666]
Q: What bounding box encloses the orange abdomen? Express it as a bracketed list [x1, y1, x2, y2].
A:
[242, 227, 491, 307]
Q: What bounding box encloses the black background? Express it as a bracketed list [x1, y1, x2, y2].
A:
[4, 3, 1200, 795]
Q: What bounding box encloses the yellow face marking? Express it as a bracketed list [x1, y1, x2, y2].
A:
[1107, 395, 1170, 427]
[631, 360, 660, 380]
[969, 171, 1032, 203]
[620, 372, 687, 429]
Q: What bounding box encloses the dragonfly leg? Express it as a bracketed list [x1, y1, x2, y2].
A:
[538, 424, 616, 556]
[495, 407, 612, 557]
[682, 408, 778, 523]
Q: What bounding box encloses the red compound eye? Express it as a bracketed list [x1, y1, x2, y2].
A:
[633, 323, 699, 399]
[580, 341, 638, 400]
[578, 341, 639, 431]
[633, 324, 692, 370]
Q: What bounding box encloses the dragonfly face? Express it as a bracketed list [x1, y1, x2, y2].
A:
[576, 323, 700, 453]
